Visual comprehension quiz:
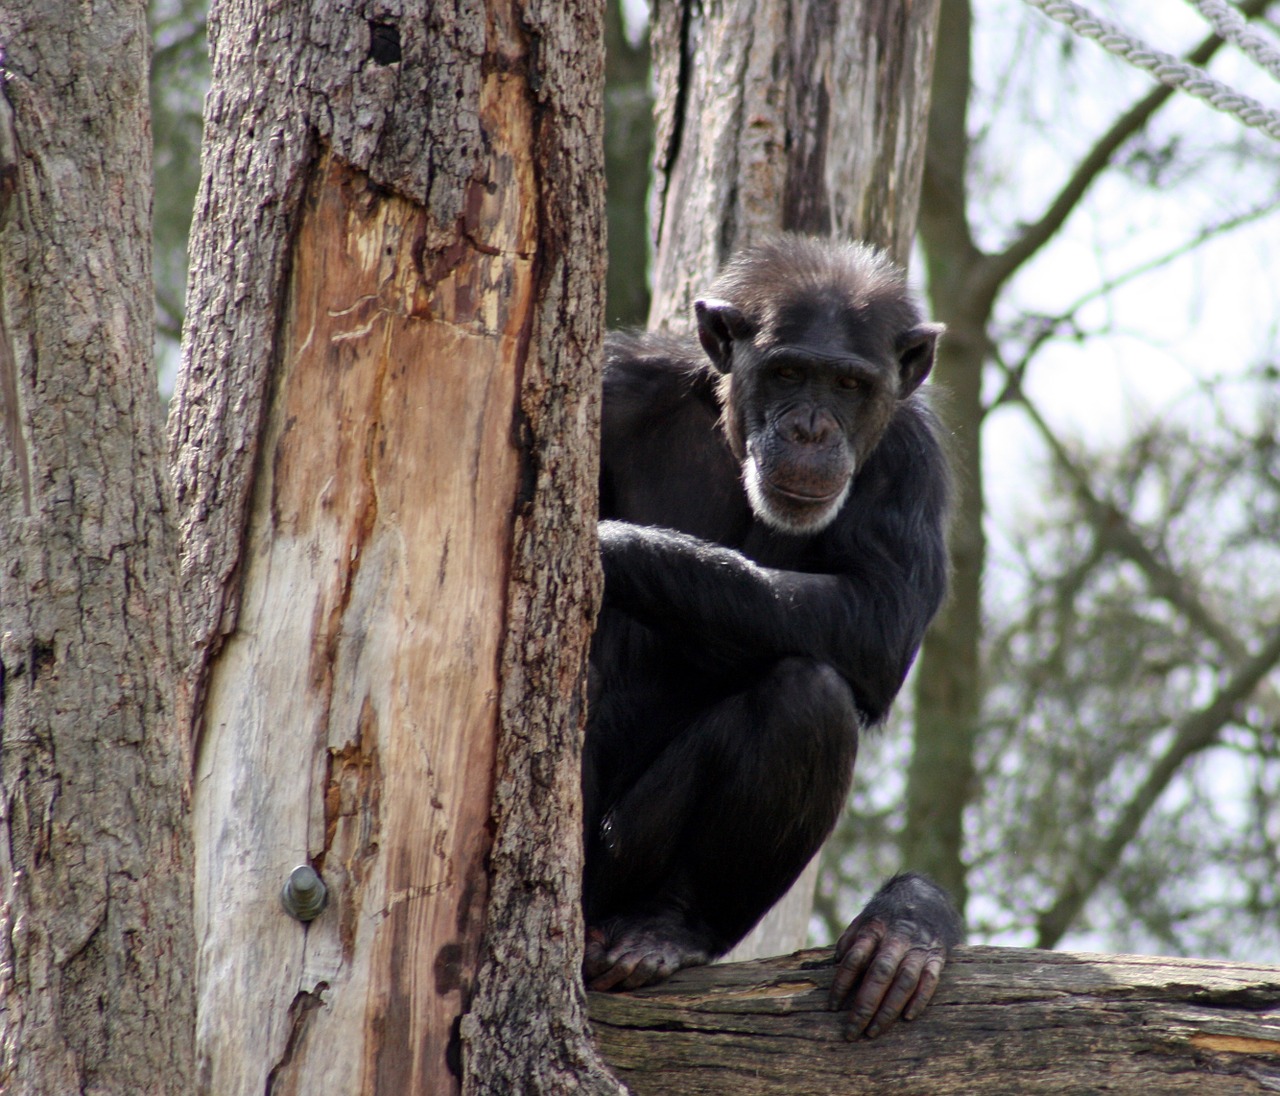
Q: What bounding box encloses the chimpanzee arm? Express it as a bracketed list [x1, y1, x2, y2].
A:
[599, 516, 940, 722]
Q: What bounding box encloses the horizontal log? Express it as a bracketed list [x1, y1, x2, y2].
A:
[589, 945, 1280, 1094]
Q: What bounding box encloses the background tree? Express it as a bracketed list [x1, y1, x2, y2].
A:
[0, 0, 194, 1090]
[605, 0, 654, 327]
[150, 0, 208, 355]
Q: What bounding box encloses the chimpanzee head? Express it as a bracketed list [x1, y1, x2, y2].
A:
[694, 236, 942, 534]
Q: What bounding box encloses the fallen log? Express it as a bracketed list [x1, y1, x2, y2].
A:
[589, 944, 1280, 1094]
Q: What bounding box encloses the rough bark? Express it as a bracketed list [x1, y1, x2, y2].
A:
[646, 0, 942, 960]
[591, 945, 1280, 1094]
[648, 0, 941, 330]
[169, 1, 615, 1092]
[0, 2, 195, 1092]
[462, 7, 624, 1093]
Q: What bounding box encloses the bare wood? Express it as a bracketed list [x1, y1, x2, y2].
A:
[0, 0, 194, 1091]
[646, 0, 942, 961]
[190, 150, 527, 1094]
[173, 2, 614, 1092]
[648, 0, 942, 329]
[591, 945, 1280, 1094]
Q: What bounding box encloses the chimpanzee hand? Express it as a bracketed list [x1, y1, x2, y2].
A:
[828, 873, 962, 1040]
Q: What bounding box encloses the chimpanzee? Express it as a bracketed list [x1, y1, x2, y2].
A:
[581, 235, 964, 1039]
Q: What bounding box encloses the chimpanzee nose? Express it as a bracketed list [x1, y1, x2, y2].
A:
[784, 407, 834, 444]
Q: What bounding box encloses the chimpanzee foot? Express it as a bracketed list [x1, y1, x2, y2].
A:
[584, 919, 713, 991]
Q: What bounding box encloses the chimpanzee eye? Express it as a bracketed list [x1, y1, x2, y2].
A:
[837, 376, 860, 390]
[774, 366, 801, 381]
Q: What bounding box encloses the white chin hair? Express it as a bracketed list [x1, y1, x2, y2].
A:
[743, 455, 849, 534]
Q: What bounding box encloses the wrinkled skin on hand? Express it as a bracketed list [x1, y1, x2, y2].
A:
[583, 918, 713, 992]
[828, 873, 963, 1040]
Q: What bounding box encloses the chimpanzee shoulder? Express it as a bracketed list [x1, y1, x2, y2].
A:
[602, 330, 719, 427]
[600, 330, 749, 541]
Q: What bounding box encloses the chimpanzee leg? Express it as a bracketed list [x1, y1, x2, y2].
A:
[584, 656, 859, 990]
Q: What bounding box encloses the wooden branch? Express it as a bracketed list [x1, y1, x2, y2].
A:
[590, 945, 1280, 1094]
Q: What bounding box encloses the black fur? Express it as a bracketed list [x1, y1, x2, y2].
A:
[583, 237, 962, 1005]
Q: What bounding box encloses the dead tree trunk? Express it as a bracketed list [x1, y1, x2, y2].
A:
[0, 1, 195, 1091]
[169, 2, 617, 1092]
[648, 0, 941, 329]
[591, 946, 1280, 1094]
[646, 0, 943, 961]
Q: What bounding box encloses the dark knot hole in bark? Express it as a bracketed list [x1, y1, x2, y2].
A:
[368, 21, 401, 66]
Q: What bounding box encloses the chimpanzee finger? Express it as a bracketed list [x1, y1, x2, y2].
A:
[833, 912, 880, 959]
[828, 919, 885, 1010]
[860, 947, 927, 1039]
[841, 936, 913, 1038]
[586, 955, 637, 992]
[587, 943, 678, 992]
[585, 938, 648, 991]
[902, 949, 946, 1021]
[583, 930, 611, 981]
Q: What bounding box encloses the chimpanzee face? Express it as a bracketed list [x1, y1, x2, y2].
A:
[696, 294, 939, 534]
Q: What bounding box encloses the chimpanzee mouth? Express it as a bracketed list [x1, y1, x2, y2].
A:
[764, 479, 847, 505]
[744, 456, 852, 533]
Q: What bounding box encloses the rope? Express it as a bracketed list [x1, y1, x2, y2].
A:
[1187, 0, 1280, 83]
[1022, 0, 1280, 141]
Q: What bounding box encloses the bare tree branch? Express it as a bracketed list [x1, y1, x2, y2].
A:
[987, 196, 1280, 414]
[1035, 621, 1280, 947]
[1006, 381, 1280, 946]
[1023, 0, 1280, 140]
[975, 0, 1274, 304]
[1015, 390, 1271, 675]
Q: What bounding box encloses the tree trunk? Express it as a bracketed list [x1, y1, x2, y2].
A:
[0, 2, 195, 1092]
[605, 0, 655, 327]
[648, 0, 941, 330]
[591, 946, 1280, 1094]
[904, 0, 986, 912]
[646, 0, 942, 959]
[168, 2, 617, 1092]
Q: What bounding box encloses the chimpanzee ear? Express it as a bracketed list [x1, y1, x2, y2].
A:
[695, 298, 754, 373]
[896, 322, 945, 396]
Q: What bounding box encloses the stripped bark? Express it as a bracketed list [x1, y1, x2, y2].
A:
[169, 1, 616, 1091]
